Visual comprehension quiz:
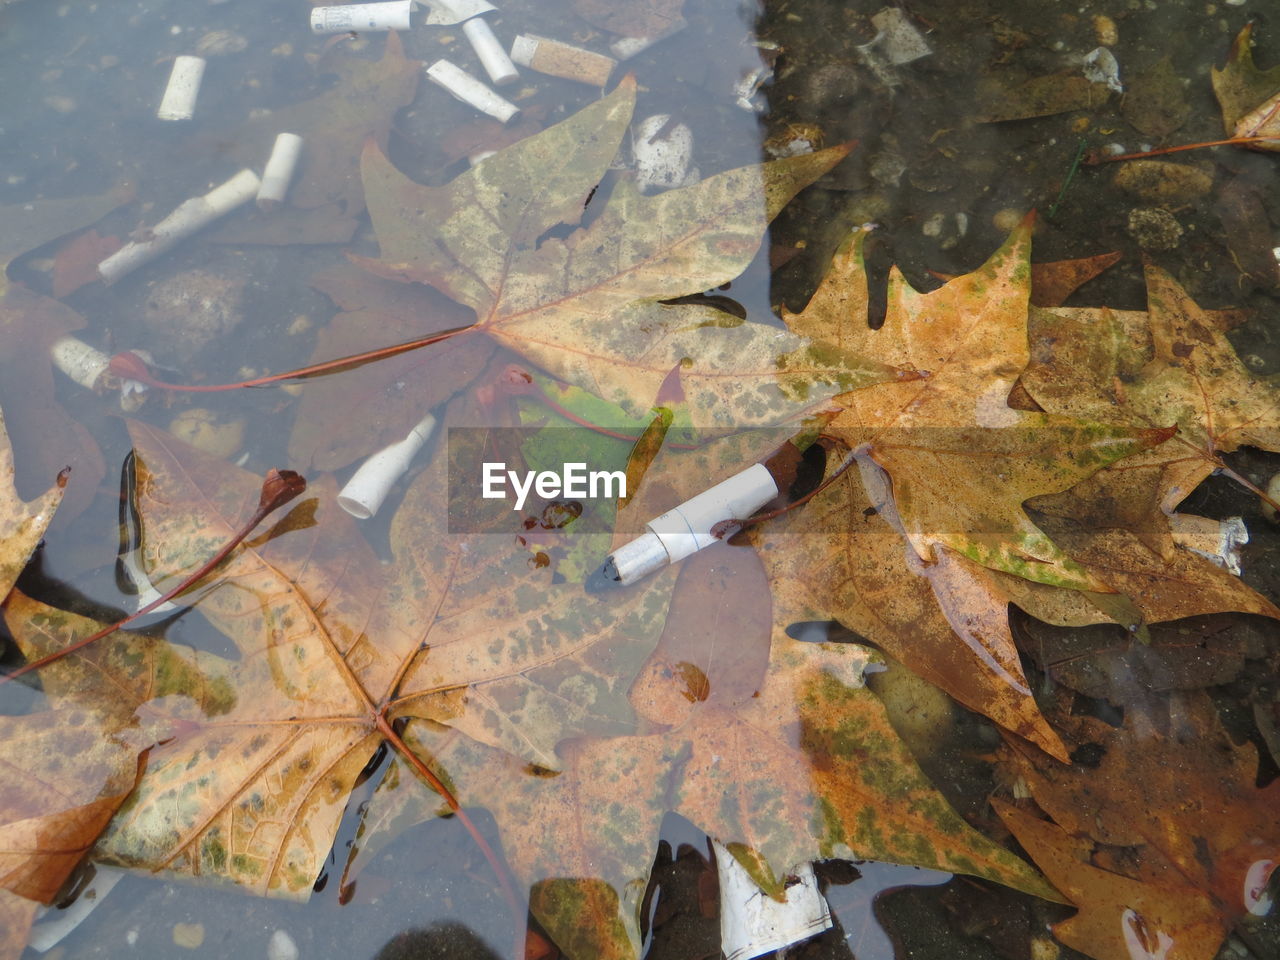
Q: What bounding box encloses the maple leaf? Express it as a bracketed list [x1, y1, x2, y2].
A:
[0, 411, 679, 903]
[783, 220, 1172, 594]
[996, 693, 1280, 960]
[0, 586, 221, 960]
[352, 606, 1061, 959]
[351, 77, 909, 435]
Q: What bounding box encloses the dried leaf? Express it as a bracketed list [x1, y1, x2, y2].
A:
[356, 78, 909, 430]
[364, 634, 1060, 958]
[1212, 24, 1280, 146]
[786, 222, 1170, 592]
[997, 694, 1280, 960]
[0, 406, 63, 600]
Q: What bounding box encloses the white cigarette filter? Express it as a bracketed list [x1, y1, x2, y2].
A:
[607, 463, 778, 585]
[510, 34, 616, 86]
[310, 0, 413, 34]
[157, 55, 206, 121]
[463, 18, 519, 86]
[98, 169, 261, 284]
[257, 132, 304, 209]
[50, 336, 110, 391]
[338, 414, 437, 519]
[425, 59, 519, 122]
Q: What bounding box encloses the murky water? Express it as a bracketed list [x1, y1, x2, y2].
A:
[3, 0, 1279, 958]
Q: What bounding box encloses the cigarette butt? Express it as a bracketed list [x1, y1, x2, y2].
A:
[602, 463, 779, 585]
[157, 55, 206, 121]
[426, 59, 520, 122]
[257, 132, 303, 209]
[98, 169, 260, 284]
[509, 34, 615, 87]
[338, 414, 437, 518]
[463, 17, 519, 86]
[50, 336, 111, 391]
[310, 0, 413, 34]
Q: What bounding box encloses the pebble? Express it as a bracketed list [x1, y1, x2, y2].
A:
[173, 922, 205, 949]
[196, 29, 249, 56]
[1264, 472, 1280, 523]
[142, 267, 246, 363]
[268, 929, 300, 960]
[1126, 207, 1184, 251]
[1093, 14, 1119, 46]
[1113, 159, 1213, 203]
[992, 207, 1024, 232]
[169, 408, 246, 459]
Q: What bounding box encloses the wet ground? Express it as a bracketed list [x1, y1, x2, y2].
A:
[2, 0, 1279, 958]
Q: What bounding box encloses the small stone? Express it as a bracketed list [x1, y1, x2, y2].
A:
[268, 929, 300, 960]
[142, 267, 246, 364]
[992, 207, 1023, 232]
[196, 29, 248, 56]
[43, 95, 76, 113]
[1264, 473, 1280, 523]
[169, 408, 245, 459]
[1113, 160, 1214, 203]
[1126, 207, 1183, 251]
[173, 922, 205, 949]
[1093, 14, 1119, 46]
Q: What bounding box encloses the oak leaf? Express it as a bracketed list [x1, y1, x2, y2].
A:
[996, 694, 1280, 960]
[1211, 23, 1280, 148]
[784, 220, 1171, 593]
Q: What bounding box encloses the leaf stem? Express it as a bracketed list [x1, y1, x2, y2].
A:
[108, 325, 475, 393]
[1084, 134, 1277, 165]
[1, 469, 307, 686]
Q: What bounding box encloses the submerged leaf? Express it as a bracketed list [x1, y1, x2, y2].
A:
[356, 77, 909, 431]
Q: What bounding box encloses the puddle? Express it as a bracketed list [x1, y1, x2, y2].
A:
[2, 0, 1279, 958]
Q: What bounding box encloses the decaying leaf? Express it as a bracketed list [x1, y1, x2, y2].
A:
[0, 407, 64, 601]
[1021, 264, 1280, 529]
[356, 632, 1060, 958]
[354, 77, 909, 432]
[997, 693, 1280, 960]
[785, 221, 1169, 592]
[1212, 23, 1280, 148]
[211, 33, 420, 242]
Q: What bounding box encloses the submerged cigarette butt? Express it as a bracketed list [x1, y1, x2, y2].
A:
[426, 59, 520, 122]
[338, 414, 437, 519]
[510, 34, 615, 86]
[98, 169, 260, 284]
[157, 55, 206, 121]
[257, 132, 303, 209]
[463, 17, 519, 86]
[310, 0, 413, 34]
[50, 336, 110, 391]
